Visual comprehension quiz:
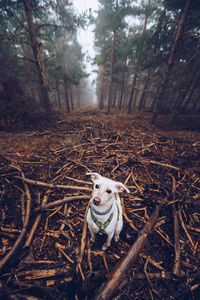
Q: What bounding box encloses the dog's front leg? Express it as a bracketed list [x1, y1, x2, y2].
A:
[88, 223, 95, 243]
[102, 232, 114, 251]
[114, 218, 123, 242]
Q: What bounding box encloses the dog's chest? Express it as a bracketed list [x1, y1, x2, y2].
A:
[87, 205, 119, 234]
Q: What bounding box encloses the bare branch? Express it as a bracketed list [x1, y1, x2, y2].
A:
[5, 8, 29, 33]
[0, 34, 31, 47]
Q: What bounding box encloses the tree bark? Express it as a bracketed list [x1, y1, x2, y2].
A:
[181, 72, 200, 111]
[107, 0, 118, 113]
[138, 69, 151, 110]
[99, 64, 105, 109]
[77, 86, 81, 108]
[127, 0, 151, 114]
[63, 80, 70, 113]
[151, 0, 192, 124]
[55, 78, 62, 108]
[107, 29, 117, 113]
[119, 58, 127, 110]
[69, 84, 74, 110]
[127, 74, 137, 113]
[62, 40, 70, 113]
[22, 0, 52, 123]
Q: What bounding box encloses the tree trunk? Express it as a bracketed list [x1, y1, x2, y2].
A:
[99, 64, 105, 110]
[63, 80, 70, 113]
[61, 40, 70, 113]
[77, 86, 81, 108]
[181, 72, 200, 111]
[21, 42, 36, 99]
[127, 0, 151, 114]
[107, 29, 117, 113]
[119, 59, 127, 110]
[69, 84, 74, 110]
[55, 79, 62, 108]
[127, 74, 137, 114]
[151, 0, 192, 124]
[138, 69, 151, 110]
[107, 0, 118, 113]
[112, 81, 118, 108]
[132, 76, 140, 108]
[22, 0, 52, 123]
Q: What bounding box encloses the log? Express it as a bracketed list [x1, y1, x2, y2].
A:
[93, 204, 160, 300]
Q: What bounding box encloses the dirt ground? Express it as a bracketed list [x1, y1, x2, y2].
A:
[0, 109, 200, 300]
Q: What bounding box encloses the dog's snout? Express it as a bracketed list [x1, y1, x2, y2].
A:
[93, 197, 101, 206]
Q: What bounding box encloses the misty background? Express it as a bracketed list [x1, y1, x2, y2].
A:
[0, 0, 200, 129]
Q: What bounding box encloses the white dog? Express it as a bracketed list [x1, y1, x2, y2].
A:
[86, 172, 130, 250]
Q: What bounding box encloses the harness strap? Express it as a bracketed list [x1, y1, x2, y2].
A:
[91, 204, 113, 215]
[90, 203, 120, 235]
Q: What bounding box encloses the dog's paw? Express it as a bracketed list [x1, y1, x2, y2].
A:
[114, 234, 119, 242]
[90, 237, 95, 243]
[102, 242, 110, 251]
[102, 244, 108, 251]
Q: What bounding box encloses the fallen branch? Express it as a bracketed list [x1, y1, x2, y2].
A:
[24, 190, 51, 248]
[33, 195, 90, 213]
[0, 170, 32, 274]
[76, 200, 91, 276]
[1, 266, 71, 281]
[15, 176, 92, 192]
[140, 159, 180, 171]
[171, 176, 181, 276]
[93, 204, 160, 300]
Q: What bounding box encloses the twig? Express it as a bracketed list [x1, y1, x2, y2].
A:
[56, 243, 74, 264]
[144, 256, 159, 297]
[121, 197, 138, 232]
[136, 142, 155, 155]
[131, 172, 144, 194]
[140, 254, 164, 271]
[178, 203, 194, 248]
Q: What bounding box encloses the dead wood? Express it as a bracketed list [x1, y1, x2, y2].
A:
[0, 169, 31, 274]
[33, 195, 90, 213]
[24, 190, 50, 248]
[15, 176, 92, 192]
[93, 204, 160, 300]
[140, 158, 180, 171]
[171, 176, 181, 276]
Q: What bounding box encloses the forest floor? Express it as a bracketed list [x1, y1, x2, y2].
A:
[0, 109, 200, 300]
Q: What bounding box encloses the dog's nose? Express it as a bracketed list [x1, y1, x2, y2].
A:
[93, 197, 101, 206]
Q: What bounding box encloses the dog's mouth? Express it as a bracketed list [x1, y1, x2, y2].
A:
[93, 197, 101, 206]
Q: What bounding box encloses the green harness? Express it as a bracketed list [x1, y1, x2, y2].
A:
[90, 203, 120, 235]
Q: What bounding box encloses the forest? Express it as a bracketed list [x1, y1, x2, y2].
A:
[0, 0, 200, 299]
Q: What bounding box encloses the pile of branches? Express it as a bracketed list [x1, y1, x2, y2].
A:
[0, 110, 200, 299]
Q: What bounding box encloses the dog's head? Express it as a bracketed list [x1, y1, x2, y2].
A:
[86, 172, 130, 206]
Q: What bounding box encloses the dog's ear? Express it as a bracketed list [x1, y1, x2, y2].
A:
[86, 172, 101, 182]
[115, 182, 130, 193]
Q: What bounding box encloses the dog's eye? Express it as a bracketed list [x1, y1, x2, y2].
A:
[95, 184, 99, 189]
[106, 189, 112, 194]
